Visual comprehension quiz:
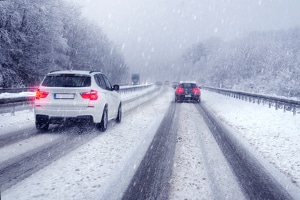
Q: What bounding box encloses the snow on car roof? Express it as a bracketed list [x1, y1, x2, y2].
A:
[48, 70, 103, 75]
[179, 81, 197, 84]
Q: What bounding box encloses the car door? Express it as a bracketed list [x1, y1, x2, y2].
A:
[101, 74, 119, 119]
[93, 74, 109, 115]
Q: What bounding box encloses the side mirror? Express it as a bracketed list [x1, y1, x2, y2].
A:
[113, 84, 120, 91]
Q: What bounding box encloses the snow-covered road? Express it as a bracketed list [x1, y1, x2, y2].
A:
[1, 86, 300, 199]
[169, 103, 245, 199]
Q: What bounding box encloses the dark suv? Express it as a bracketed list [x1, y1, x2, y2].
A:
[175, 81, 201, 103]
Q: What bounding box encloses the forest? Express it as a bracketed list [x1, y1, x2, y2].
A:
[0, 0, 128, 88]
[182, 28, 300, 98]
[1, 1, 299, 99]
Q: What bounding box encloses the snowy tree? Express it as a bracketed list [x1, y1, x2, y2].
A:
[183, 28, 300, 97]
[183, 43, 208, 65]
[0, 0, 69, 86]
[0, 0, 128, 87]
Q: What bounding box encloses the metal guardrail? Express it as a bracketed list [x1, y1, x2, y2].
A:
[119, 84, 154, 93]
[0, 87, 36, 106]
[0, 87, 37, 93]
[0, 84, 154, 106]
[203, 86, 300, 115]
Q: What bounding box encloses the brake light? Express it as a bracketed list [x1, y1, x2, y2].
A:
[81, 90, 98, 100]
[36, 89, 49, 99]
[192, 87, 200, 95]
[176, 87, 184, 94]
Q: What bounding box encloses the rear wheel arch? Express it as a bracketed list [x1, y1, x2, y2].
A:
[97, 105, 108, 132]
[35, 115, 49, 131]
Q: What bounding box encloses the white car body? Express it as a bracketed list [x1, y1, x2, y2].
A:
[34, 70, 121, 131]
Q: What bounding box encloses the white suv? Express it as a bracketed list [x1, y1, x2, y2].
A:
[34, 70, 122, 131]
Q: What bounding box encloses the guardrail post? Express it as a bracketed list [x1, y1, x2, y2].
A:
[293, 107, 296, 115]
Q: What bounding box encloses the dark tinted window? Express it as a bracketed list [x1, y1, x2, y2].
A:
[101, 74, 112, 90]
[181, 83, 197, 88]
[41, 74, 91, 87]
[94, 74, 106, 89]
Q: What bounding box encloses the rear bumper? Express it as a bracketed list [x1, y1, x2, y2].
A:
[34, 106, 102, 123]
[36, 114, 93, 124]
[175, 94, 200, 102]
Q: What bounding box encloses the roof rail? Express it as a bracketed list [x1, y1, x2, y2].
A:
[89, 71, 102, 74]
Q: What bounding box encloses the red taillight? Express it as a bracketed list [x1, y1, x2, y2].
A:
[176, 87, 184, 94]
[81, 90, 98, 100]
[36, 89, 49, 99]
[192, 87, 200, 95]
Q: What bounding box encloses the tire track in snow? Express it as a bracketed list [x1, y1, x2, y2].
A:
[198, 103, 297, 199]
[169, 103, 245, 200]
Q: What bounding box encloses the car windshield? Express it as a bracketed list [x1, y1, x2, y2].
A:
[41, 74, 91, 87]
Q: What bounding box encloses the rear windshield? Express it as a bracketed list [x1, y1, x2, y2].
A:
[41, 74, 91, 87]
[181, 83, 197, 88]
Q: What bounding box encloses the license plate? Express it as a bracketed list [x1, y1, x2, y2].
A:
[185, 94, 191, 97]
[54, 93, 75, 99]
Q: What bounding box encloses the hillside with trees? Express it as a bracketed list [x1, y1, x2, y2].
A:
[182, 28, 300, 98]
[0, 0, 128, 88]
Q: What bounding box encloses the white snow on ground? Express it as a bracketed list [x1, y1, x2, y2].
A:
[202, 90, 300, 189]
[0, 109, 35, 136]
[169, 104, 245, 200]
[0, 134, 62, 164]
[1, 86, 300, 199]
[0, 92, 35, 99]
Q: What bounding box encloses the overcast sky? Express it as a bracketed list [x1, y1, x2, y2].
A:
[72, 0, 300, 80]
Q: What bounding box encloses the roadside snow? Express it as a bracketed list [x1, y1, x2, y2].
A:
[0, 92, 35, 99]
[202, 90, 300, 189]
[0, 109, 35, 136]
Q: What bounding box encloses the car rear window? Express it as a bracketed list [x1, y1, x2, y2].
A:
[41, 74, 91, 87]
[181, 83, 197, 88]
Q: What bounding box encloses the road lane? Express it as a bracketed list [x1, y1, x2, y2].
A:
[169, 103, 245, 199]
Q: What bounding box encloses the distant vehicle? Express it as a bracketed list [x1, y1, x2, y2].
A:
[34, 70, 122, 131]
[131, 74, 140, 85]
[172, 81, 179, 89]
[155, 81, 163, 86]
[175, 81, 201, 103]
[164, 81, 169, 85]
